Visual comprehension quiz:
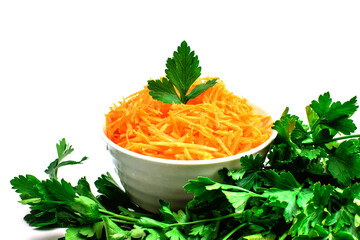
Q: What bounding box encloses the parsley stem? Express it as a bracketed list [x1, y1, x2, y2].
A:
[222, 223, 246, 240]
[279, 231, 289, 240]
[98, 209, 138, 222]
[110, 218, 137, 225]
[302, 134, 360, 146]
[167, 212, 243, 227]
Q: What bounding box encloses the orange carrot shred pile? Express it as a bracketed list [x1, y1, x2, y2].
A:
[105, 77, 273, 160]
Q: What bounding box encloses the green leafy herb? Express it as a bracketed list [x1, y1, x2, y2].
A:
[45, 138, 88, 179]
[11, 92, 360, 239]
[268, 92, 360, 186]
[148, 41, 218, 104]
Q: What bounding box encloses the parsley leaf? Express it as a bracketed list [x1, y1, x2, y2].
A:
[159, 200, 188, 224]
[293, 225, 357, 240]
[290, 183, 333, 236]
[327, 139, 360, 186]
[221, 155, 266, 192]
[165, 227, 186, 240]
[103, 217, 130, 239]
[148, 77, 181, 104]
[326, 183, 360, 233]
[95, 172, 143, 213]
[309, 92, 358, 137]
[37, 178, 76, 203]
[262, 170, 300, 190]
[10, 174, 42, 203]
[148, 41, 218, 104]
[222, 190, 260, 212]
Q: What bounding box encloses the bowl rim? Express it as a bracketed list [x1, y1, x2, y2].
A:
[101, 102, 278, 166]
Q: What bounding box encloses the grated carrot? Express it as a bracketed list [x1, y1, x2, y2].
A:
[105, 77, 273, 160]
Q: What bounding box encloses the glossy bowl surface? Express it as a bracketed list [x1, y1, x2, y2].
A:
[102, 103, 277, 213]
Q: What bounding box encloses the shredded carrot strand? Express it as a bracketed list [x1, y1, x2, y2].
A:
[105, 77, 273, 160]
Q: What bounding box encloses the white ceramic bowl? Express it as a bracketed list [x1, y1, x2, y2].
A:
[102, 103, 277, 213]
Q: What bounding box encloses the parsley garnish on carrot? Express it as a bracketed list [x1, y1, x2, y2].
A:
[148, 41, 218, 104]
[105, 41, 272, 160]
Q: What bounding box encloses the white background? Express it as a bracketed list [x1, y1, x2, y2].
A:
[1, 1, 360, 239]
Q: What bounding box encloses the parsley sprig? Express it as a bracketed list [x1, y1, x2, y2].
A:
[44, 138, 87, 180]
[11, 92, 360, 239]
[270, 92, 360, 187]
[148, 41, 218, 104]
